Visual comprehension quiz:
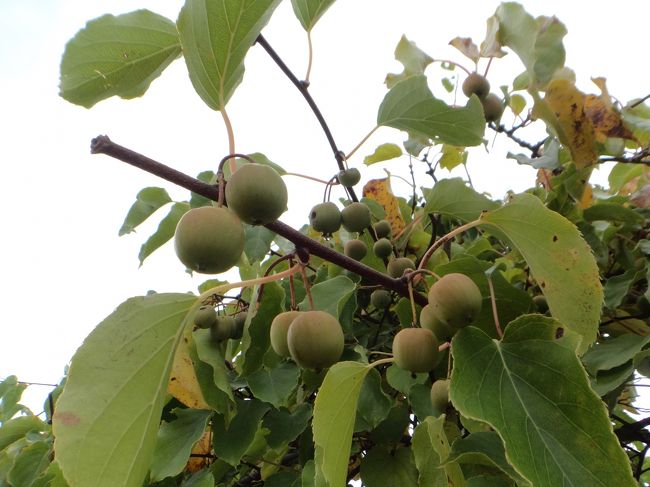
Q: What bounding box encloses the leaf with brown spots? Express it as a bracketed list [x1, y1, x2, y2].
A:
[449, 37, 479, 63]
[363, 178, 405, 237]
[584, 95, 636, 142]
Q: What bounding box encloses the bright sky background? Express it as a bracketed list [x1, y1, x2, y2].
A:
[1, 0, 648, 413]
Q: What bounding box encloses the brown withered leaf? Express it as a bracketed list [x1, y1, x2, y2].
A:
[185, 430, 212, 473]
[584, 95, 636, 142]
[363, 178, 405, 237]
[449, 37, 479, 63]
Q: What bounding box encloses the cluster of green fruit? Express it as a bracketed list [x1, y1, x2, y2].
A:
[269, 310, 344, 370]
[193, 305, 247, 342]
[462, 72, 504, 122]
[174, 163, 288, 274]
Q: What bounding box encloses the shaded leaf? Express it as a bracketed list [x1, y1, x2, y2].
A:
[119, 187, 172, 236]
[7, 439, 51, 487]
[385, 364, 428, 396]
[139, 202, 189, 266]
[53, 293, 195, 487]
[412, 416, 453, 487]
[360, 446, 418, 487]
[423, 177, 499, 222]
[262, 403, 312, 448]
[60, 10, 181, 107]
[247, 362, 301, 408]
[291, 0, 337, 31]
[190, 171, 216, 208]
[193, 328, 236, 413]
[0, 416, 48, 452]
[583, 204, 643, 225]
[582, 333, 650, 375]
[363, 143, 403, 165]
[354, 368, 392, 432]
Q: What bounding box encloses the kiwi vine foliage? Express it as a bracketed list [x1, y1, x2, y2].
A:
[2, 1, 650, 486]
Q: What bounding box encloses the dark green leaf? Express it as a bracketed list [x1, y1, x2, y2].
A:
[583, 203, 643, 225]
[423, 178, 499, 222]
[408, 383, 436, 420]
[604, 269, 643, 310]
[385, 364, 427, 395]
[262, 403, 312, 448]
[290, 0, 337, 31]
[247, 362, 300, 408]
[60, 10, 181, 107]
[190, 171, 216, 208]
[360, 446, 418, 487]
[139, 202, 190, 265]
[119, 187, 172, 236]
[183, 469, 215, 487]
[582, 333, 650, 375]
[354, 368, 392, 432]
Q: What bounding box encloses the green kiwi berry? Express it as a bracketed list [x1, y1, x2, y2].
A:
[420, 304, 455, 341]
[309, 202, 342, 235]
[430, 379, 450, 414]
[270, 310, 302, 357]
[337, 168, 361, 187]
[373, 238, 393, 259]
[370, 289, 392, 309]
[482, 93, 504, 122]
[373, 220, 392, 239]
[287, 311, 344, 370]
[387, 257, 415, 278]
[462, 72, 490, 99]
[428, 273, 482, 329]
[341, 202, 371, 233]
[193, 305, 217, 329]
[210, 316, 236, 342]
[392, 328, 439, 373]
[344, 239, 368, 261]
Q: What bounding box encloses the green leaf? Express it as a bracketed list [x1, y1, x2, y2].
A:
[582, 333, 650, 375]
[385, 364, 427, 395]
[247, 362, 301, 408]
[119, 187, 172, 236]
[438, 145, 468, 171]
[150, 408, 212, 481]
[52, 293, 196, 487]
[290, 0, 337, 31]
[183, 469, 215, 487]
[0, 376, 29, 423]
[177, 0, 282, 110]
[298, 275, 356, 319]
[583, 203, 643, 225]
[604, 269, 643, 310]
[385, 35, 433, 89]
[478, 193, 603, 353]
[507, 139, 560, 170]
[313, 361, 371, 487]
[363, 143, 403, 165]
[244, 225, 276, 263]
[7, 440, 51, 487]
[450, 317, 636, 487]
[60, 10, 181, 108]
[262, 403, 313, 448]
[412, 416, 464, 487]
[354, 368, 392, 432]
[139, 202, 189, 266]
[0, 416, 48, 452]
[193, 329, 236, 413]
[423, 178, 499, 222]
[378, 75, 485, 147]
[360, 446, 418, 487]
[608, 163, 644, 193]
[212, 398, 270, 466]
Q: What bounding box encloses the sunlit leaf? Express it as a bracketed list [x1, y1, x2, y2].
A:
[59, 10, 181, 108]
[378, 75, 485, 147]
[177, 0, 282, 110]
[53, 293, 195, 487]
[385, 35, 433, 88]
[423, 177, 499, 222]
[360, 446, 417, 487]
[138, 202, 190, 266]
[291, 0, 337, 31]
[119, 187, 172, 236]
[363, 143, 403, 165]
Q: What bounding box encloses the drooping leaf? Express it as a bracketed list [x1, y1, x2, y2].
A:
[290, 0, 337, 31]
[412, 416, 465, 487]
[363, 143, 403, 165]
[385, 35, 433, 88]
[150, 408, 212, 481]
[262, 403, 313, 448]
[119, 187, 172, 236]
[192, 328, 236, 413]
[53, 293, 196, 487]
[480, 16, 507, 58]
[450, 317, 636, 487]
[478, 193, 602, 353]
[378, 75, 485, 147]
[177, 0, 282, 110]
[423, 177, 499, 221]
[360, 446, 418, 487]
[139, 202, 190, 266]
[59, 10, 181, 108]
[313, 361, 371, 487]
[246, 362, 301, 408]
[507, 139, 560, 170]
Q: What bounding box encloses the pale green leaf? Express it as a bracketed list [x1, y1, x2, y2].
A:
[247, 362, 301, 408]
[177, 0, 282, 110]
[450, 317, 636, 487]
[290, 0, 337, 31]
[244, 225, 276, 263]
[423, 178, 499, 222]
[360, 446, 418, 487]
[478, 193, 603, 353]
[438, 145, 467, 171]
[0, 416, 48, 452]
[363, 143, 403, 165]
[60, 10, 181, 107]
[507, 139, 560, 170]
[139, 202, 190, 266]
[7, 440, 51, 487]
[378, 75, 485, 147]
[385, 35, 433, 88]
[150, 408, 212, 481]
[119, 187, 172, 236]
[193, 329, 236, 412]
[608, 163, 644, 193]
[313, 361, 371, 487]
[298, 275, 356, 318]
[0, 376, 29, 423]
[52, 293, 196, 487]
[412, 416, 465, 487]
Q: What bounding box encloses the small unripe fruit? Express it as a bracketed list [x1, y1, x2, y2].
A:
[287, 311, 344, 369]
[373, 238, 393, 259]
[373, 220, 392, 239]
[462, 73, 490, 99]
[387, 257, 415, 279]
[174, 206, 245, 274]
[337, 168, 361, 187]
[344, 239, 368, 261]
[430, 379, 450, 414]
[341, 202, 371, 233]
[420, 304, 455, 341]
[225, 163, 288, 225]
[370, 289, 392, 309]
[392, 328, 439, 373]
[481, 93, 504, 122]
[533, 295, 549, 314]
[231, 312, 247, 340]
[193, 305, 217, 329]
[428, 273, 482, 329]
[270, 310, 302, 357]
[309, 202, 341, 235]
[210, 316, 236, 342]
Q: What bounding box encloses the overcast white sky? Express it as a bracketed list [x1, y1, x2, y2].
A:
[1, 0, 648, 412]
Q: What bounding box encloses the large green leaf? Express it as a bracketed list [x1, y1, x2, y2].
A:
[138, 202, 189, 266]
[59, 10, 181, 108]
[119, 187, 172, 236]
[450, 316, 636, 487]
[193, 329, 236, 414]
[478, 193, 602, 353]
[177, 0, 282, 110]
[377, 75, 485, 147]
[423, 178, 499, 222]
[150, 408, 212, 481]
[354, 368, 392, 432]
[313, 361, 371, 487]
[360, 446, 418, 487]
[52, 293, 196, 487]
[290, 0, 337, 31]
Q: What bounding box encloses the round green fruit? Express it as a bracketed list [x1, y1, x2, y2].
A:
[430, 379, 450, 414]
[462, 72, 490, 99]
[174, 206, 245, 274]
[344, 239, 368, 261]
[341, 202, 371, 233]
[210, 316, 236, 342]
[225, 163, 287, 225]
[373, 238, 393, 259]
[481, 93, 504, 122]
[420, 304, 455, 341]
[428, 273, 482, 328]
[337, 168, 361, 187]
[270, 310, 302, 357]
[309, 202, 341, 235]
[193, 305, 217, 329]
[387, 257, 415, 278]
[370, 289, 392, 309]
[231, 312, 247, 340]
[373, 220, 392, 239]
[392, 328, 439, 373]
[287, 311, 344, 370]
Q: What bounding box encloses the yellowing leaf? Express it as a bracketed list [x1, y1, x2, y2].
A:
[168, 334, 211, 410]
[363, 178, 405, 237]
[544, 79, 597, 168]
[584, 94, 636, 142]
[579, 183, 593, 209]
[480, 16, 507, 58]
[439, 145, 467, 171]
[364, 143, 403, 165]
[449, 37, 479, 63]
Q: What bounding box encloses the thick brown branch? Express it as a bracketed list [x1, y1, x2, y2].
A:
[90, 135, 427, 306]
